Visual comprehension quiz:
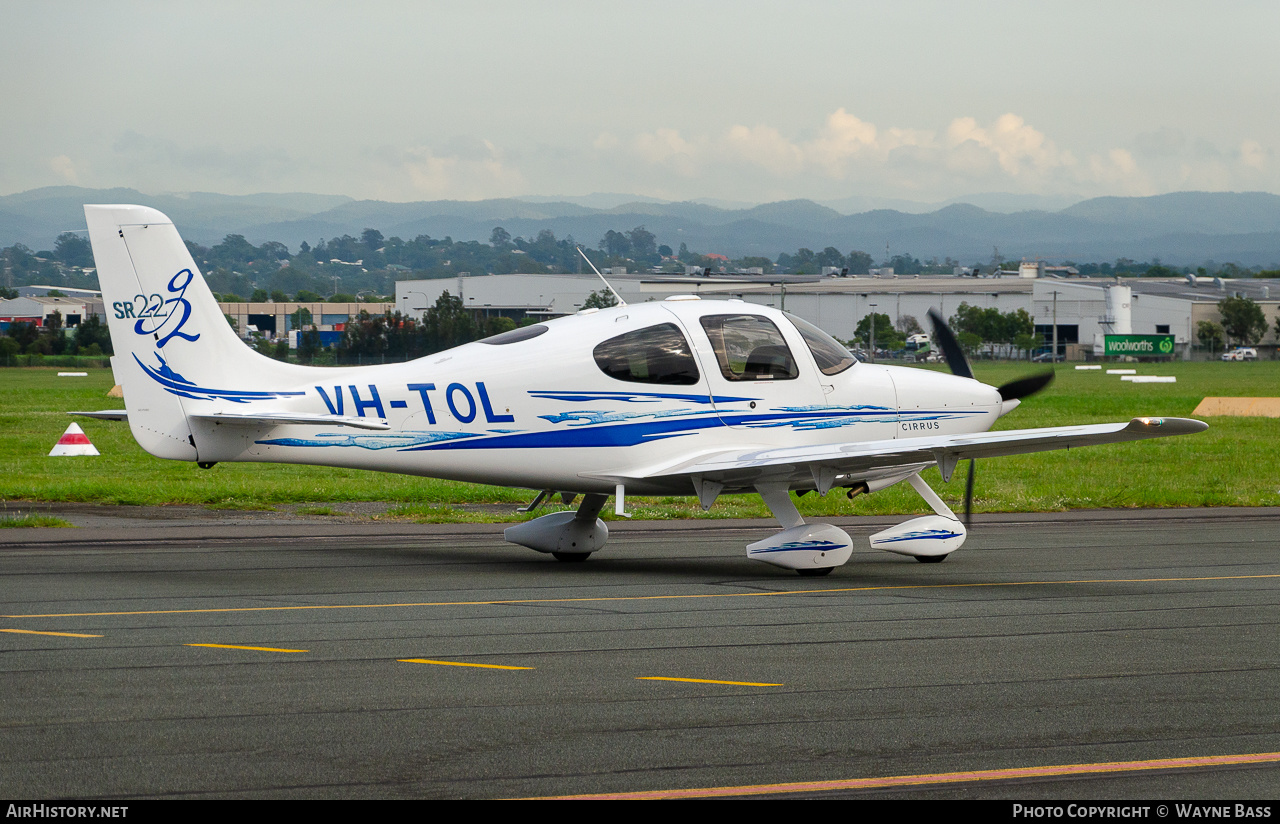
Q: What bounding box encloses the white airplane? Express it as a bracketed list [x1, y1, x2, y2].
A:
[79, 204, 1207, 575]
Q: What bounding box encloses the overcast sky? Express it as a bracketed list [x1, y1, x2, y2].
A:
[4, 1, 1277, 207]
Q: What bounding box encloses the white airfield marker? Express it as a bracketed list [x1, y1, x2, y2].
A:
[49, 423, 99, 457]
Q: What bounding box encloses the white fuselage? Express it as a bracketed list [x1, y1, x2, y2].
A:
[184, 299, 1003, 495]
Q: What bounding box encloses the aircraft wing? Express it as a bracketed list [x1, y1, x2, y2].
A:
[610, 417, 1207, 490]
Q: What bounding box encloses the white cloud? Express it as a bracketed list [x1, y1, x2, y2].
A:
[391, 143, 525, 200]
[806, 108, 881, 170]
[945, 114, 1074, 176]
[724, 124, 805, 176]
[1241, 139, 1267, 171]
[632, 128, 701, 176]
[1086, 148, 1149, 195]
[603, 110, 1180, 202]
[1121, 128, 1278, 194]
[49, 155, 78, 184]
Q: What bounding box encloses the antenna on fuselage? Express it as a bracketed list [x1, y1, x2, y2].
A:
[576, 246, 627, 307]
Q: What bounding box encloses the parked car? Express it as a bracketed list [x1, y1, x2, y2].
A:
[1032, 351, 1064, 363]
[1221, 347, 1258, 361]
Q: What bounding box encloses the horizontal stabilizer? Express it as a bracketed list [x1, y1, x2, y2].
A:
[189, 411, 391, 431]
[68, 410, 129, 421]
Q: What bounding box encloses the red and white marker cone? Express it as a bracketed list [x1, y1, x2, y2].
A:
[49, 423, 100, 457]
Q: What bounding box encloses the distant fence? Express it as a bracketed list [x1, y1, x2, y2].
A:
[0, 355, 114, 368]
[0, 350, 428, 368]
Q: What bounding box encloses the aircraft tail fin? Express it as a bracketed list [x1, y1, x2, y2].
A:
[84, 205, 305, 460]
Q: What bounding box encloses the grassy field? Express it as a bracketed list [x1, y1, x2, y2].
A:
[1, 362, 1276, 521]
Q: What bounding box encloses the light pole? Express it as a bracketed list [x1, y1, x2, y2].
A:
[1051, 289, 1060, 361]
[400, 291, 430, 315]
[869, 302, 877, 362]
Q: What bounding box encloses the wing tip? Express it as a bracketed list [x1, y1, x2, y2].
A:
[1129, 416, 1209, 434]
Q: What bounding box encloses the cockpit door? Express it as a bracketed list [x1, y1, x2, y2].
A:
[663, 302, 828, 433]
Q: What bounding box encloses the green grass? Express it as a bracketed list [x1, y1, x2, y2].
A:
[1, 363, 1277, 520]
[0, 514, 74, 528]
[0, 368, 528, 508]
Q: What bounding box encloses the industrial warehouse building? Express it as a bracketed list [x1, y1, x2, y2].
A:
[216, 299, 394, 339]
[396, 272, 1280, 360]
[7, 267, 1274, 360]
[0, 293, 104, 329]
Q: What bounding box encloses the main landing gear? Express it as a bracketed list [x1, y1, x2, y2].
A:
[866, 474, 967, 563]
[747, 472, 968, 576]
[745, 482, 854, 576]
[505, 471, 969, 575]
[504, 492, 609, 561]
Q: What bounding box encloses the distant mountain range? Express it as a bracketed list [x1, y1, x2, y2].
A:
[4, 186, 1280, 267]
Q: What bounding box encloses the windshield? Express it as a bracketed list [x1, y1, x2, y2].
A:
[785, 313, 857, 376]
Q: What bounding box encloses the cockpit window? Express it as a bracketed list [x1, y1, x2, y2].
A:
[699, 314, 798, 381]
[593, 323, 700, 385]
[786, 313, 857, 375]
[480, 324, 548, 345]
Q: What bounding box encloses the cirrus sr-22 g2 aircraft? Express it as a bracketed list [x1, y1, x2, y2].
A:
[80, 205, 1207, 576]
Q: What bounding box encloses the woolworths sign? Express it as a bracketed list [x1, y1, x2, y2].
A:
[1104, 334, 1175, 357]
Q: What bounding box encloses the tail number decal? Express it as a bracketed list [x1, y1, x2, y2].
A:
[319, 382, 515, 424]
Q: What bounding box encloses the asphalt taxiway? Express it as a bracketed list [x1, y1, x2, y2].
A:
[2, 507, 1278, 799]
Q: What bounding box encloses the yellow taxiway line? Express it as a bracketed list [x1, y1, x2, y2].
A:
[637, 677, 781, 687]
[536, 750, 1280, 799]
[399, 658, 534, 670]
[1, 628, 102, 638]
[185, 643, 308, 653]
[7, 573, 1278, 620]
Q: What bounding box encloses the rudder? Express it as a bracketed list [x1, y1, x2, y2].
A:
[85, 205, 300, 461]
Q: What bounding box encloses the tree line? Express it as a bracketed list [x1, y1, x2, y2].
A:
[848, 304, 1037, 357]
[1197, 294, 1277, 350]
[0, 313, 112, 359]
[7, 221, 1280, 304]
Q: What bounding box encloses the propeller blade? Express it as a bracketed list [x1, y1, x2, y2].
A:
[997, 370, 1055, 402]
[927, 308, 973, 380]
[964, 458, 975, 528]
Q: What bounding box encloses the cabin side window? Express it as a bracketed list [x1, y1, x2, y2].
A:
[593, 323, 700, 385]
[699, 314, 799, 381]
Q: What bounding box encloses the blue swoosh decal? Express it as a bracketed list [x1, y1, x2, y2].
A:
[749, 540, 849, 555]
[255, 431, 479, 450]
[135, 353, 305, 404]
[529, 390, 757, 404]
[874, 529, 962, 543]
